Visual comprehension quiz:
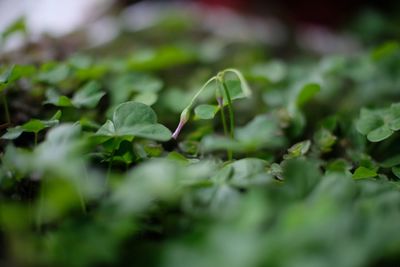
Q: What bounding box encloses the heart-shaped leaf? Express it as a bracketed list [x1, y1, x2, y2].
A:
[367, 125, 393, 142]
[44, 89, 72, 107]
[2, 110, 61, 140]
[356, 103, 400, 142]
[352, 166, 377, 179]
[96, 101, 171, 141]
[72, 81, 105, 108]
[356, 109, 383, 135]
[38, 63, 70, 84]
[45, 81, 105, 108]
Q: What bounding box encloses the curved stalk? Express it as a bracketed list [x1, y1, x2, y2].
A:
[172, 76, 217, 139]
[223, 68, 252, 97]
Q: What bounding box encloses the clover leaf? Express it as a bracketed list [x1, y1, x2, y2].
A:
[96, 101, 171, 141]
[1, 110, 61, 140]
[201, 115, 286, 153]
[356, 103, 400, 142]
[45, 81, 105, 108]
[352, 166, 378, 179]
[37, 63, 70, 84]
[283, 140, 311, 159]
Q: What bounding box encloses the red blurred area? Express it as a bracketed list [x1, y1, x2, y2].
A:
[198, 0, 394, 27]
[200, 0, 247, 10]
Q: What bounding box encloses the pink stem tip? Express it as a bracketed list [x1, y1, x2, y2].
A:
[172, 120, 185, 139]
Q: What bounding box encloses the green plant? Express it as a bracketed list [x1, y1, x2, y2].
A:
[1, 10, 400, 267]
[172, 69, 251, 160]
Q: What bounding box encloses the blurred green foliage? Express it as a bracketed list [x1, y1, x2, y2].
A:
[1, 7, 400, 267]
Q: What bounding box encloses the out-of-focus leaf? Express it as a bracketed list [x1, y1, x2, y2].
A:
[194, 104, 219, 120]
[352, 166, 377, 179]
[284, 140, 311, 159]
[1, 17, 26, 42]
[72, 81, 105, 108]
[296, 83, 321, 107]
[1, 110, 61, 139]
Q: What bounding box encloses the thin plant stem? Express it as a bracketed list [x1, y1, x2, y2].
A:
[217, 97, 229, 138]
[222, 80, 235, 139]
[2, 93, 10, 124]
[172, 77, 217, 139]
[217, 85, 232, 161]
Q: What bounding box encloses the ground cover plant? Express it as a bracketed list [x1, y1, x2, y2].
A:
[1, 5, 400, 267]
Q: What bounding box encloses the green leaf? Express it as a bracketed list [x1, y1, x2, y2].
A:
[235, 115, 285, 149]
[222, 79, 246, 104]
[284, 140, 311, 159]
[113, 101, 157, 128]
[38, 64, 70, 84]
[388, 118, 400, 131]
[356, 104, 400, 142]
[133, 92, 158, 106]
[296, 83, 321, 107]
[121, 124, 172, 141]
[96, 101, 171, 141]
[392, 166, 400, 179]
[250, 61, 287, 83]
[367, 125, 393, 142]
[1, 17, 26, 42]
[194, 104, 219, 120]
[313, 128, 337, 153]
[44, 89, 73, 107]
[356, 109, 383, 135]
[326, 159, 352, 174]
[1, 110, 61, 139]
[8, 65, 36, 82]
[352, 166, 377, 179]
[381, 155, 400, 168]
[127, 46, 197, 71]
[202, 115, 285, 153]
[371, 41, 399, 61]
[227, 158, 272, 187]
[96, 120, 115, 136]
[45, 82, 105, 108]
[22, 120, 46, 133]
[0, 66, 15, 92]
[282, 158, 321, 196]
[72, 81, 105, 108]
[222, 68, 252, 98]
[109, 73, 163, 105]
[1, 127, 24, 140]
[0, 66, 14, 84]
